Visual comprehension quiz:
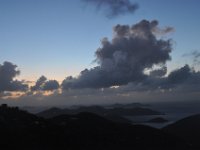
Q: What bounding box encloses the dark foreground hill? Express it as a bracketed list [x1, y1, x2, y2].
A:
[163, 114, 200, 148]
[0, 104, 192, 150]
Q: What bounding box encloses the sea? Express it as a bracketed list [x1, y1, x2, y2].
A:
[125, 112, 195, 128]
[125, 101, 200, 128]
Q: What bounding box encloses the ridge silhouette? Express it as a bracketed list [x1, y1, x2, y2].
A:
[0, 104, 194, 150]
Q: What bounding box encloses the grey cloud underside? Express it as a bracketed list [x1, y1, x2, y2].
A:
[165, 65, 200, 91]
[43, 80, 60, 91]
[31, 76, 59, 91]
[123, 65, 200, 92]
[0, 62, 28, 92]
[62, 20, 173, 89]
[82, 0, 138, 18]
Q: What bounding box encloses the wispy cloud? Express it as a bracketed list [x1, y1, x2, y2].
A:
[82, 0, 138, 18]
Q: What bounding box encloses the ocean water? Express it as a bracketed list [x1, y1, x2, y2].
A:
[125, 112, 197, 128]
[127, 100, 200, 128]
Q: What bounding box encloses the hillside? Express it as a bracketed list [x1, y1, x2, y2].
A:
[163, 114, 200, 148]
[0, 104, 192, 150]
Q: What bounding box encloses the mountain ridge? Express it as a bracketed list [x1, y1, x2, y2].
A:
[0, 104, 193, 150]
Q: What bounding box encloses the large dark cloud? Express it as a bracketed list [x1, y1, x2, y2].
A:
[0, 61, 28, 92]
[82, 0, 138, 18]
[31, 76, 59, 91]
[62, 20, 173, 89]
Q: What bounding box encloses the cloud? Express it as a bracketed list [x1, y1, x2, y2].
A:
[192, 51, 200, 64]
[165, 65, 200, 91]
[82, 0, 138, 18]
[183, 50, 200, 66]
[62, 20, 173, 89]
[31, 76, 59, 91]
[31, 76, 47, 91]
[149, 66, 167, 77]
[42, 80, 60, 91]
[122, 64, 200, 92]
[152, 24, 175, 36]
[1, 62, 200, 106]
[2, 84, 200, 107]
[167, 64, 192, 84]
[0, 61, 28, 92]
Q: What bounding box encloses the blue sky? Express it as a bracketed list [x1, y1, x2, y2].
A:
[0, 0, 200, 81]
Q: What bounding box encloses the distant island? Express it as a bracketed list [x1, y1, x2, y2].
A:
[36, 103, 163, 124]
[37, 103, 162, 118]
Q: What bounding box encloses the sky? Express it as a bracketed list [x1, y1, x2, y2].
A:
[0, 0, 200, 106]
[0, 0, 200, 81]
